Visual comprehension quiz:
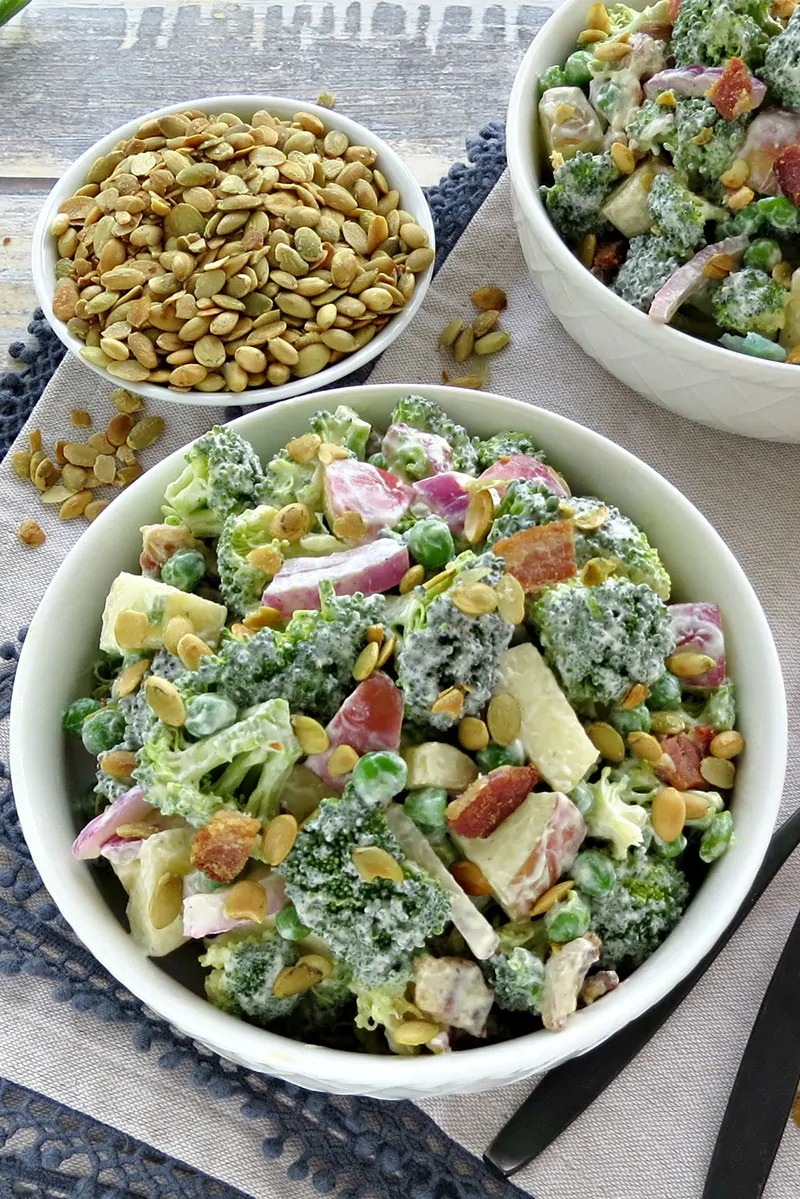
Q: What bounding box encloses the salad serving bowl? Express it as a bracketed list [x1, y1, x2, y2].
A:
[10, 383, 785, 1098]
[31, 95, 434, 409]
[506, 0, 800, 443]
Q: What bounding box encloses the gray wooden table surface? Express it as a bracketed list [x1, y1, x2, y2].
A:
[0, 0, 554, 372]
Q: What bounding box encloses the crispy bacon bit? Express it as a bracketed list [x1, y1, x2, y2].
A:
[492, 520, 576, 592]
[446, 765, 539, 839]
[190, 810, 261, 883]
[140, 523, 197, 575]
[581, 969, 620, 1006]
[708, 58, 754, 121]
[777, 145, 800, 207]
[655, 726, 715, 791]
[667, 0, 681, 21]
[593, 239, 627, 275]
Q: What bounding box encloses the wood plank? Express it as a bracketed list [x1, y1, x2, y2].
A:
[0, 0, 555, 374]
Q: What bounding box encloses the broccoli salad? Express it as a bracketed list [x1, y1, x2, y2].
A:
[64, 396, 743, 1054]
[538, 0, 800, 363]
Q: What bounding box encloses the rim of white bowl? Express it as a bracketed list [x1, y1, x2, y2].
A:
[505, 2, 798, 378]
[10, 383, 787, 1093]
[31, 95, 435, 409]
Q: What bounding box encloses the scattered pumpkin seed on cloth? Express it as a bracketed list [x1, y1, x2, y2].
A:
[50, 106, 433, 394]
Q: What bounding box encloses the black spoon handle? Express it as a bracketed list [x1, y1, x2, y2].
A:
[484, 806, 800, 1179]
[702, 902, 800, 1199]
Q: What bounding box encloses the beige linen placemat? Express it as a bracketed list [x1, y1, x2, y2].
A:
[1, 172, 798, 1198]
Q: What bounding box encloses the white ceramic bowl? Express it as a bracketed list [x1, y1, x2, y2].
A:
[32, 96, 434, 409]
[10, 383, 786, 1098]
[507, 2, 800, 442]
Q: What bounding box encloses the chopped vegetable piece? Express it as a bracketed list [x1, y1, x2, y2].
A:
[305, 673, 404, 790]
[262, 540, 410, 615]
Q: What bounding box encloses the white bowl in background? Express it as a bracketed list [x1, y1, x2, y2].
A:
[506, 1, 800, 442]
[32, 96, 435, 409]
[10, 383, 786, 1098]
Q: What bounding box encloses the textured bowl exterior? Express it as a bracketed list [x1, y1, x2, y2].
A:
[506, 0, 800, 442]
[10, 384, 786, 1098]
[31, 95, 434, 410]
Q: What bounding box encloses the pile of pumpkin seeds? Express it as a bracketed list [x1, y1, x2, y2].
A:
[438, 287, 511, 389]
[50, 106, 434, 395]
[13, 387, 163, 544]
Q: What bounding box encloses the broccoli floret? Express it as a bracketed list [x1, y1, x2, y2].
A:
[612, 235, 682, 312]
[672, 0, 781, 66]
[392, 553, 514, 731]
[761, 7, 800, 110]
[277, 757, 450, 989]
[181, 582, 384, 722]
[531, 579, 675, 705]
[711, 267, 787, 338]
[474, 432, 545, 471]
[308, 405, 371, 459]
[261, 449, 324, 510]
[216, 505, 280, 618]
[625, 100, 676, 154]
[133, 698, 300, 826]
[610, 756, 662, 804]
[389, 395, 478, 474]
[487, 947, 546, 1014]
[571, 497, 672, 600]
[541, 151, 621, 243]
[162, 426, 266, 537]
[584, 766, 650, 858]
[200, 927, 301, 1026]
[606, 0, 670, 37]
[486, 481, 562, 545]
[668, 99, 749, 191]
[293, 962, 354, 1036]
[589, 848, 690, 971]
[647, 173, 718, 255]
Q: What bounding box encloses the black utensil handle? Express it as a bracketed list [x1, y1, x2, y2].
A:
[484, 806, 800, 1179]
[702, 903, 800, 1199]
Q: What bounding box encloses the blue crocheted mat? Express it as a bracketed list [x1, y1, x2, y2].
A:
[0, 124, 533, 1199]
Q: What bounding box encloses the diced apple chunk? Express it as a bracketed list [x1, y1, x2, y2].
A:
[100, 572, 227, 655]
[403, 742, 479, 793]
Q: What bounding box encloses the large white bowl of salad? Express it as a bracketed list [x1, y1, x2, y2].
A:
[10, 384, 785, 1098]
[507, 0, 800, 441]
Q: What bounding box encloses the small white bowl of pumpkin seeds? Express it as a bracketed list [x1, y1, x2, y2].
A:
[32, 95, 436, 407]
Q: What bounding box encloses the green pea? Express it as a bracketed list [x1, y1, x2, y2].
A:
[758, 195, 798, 232]
[368, 451, 387, 470]
[571, 849, 616, 896]
[185, 693, 237, 738]
[63, 697, 102, 738]
[404, 787, 448, 831]
[540, 64, 567, 92]
[544, 890, 591, 943]
[700, 810, 733, 863]
[275, 902, 311, 941]
[564, 49, 594, 87]
[610, 704, 651, 735]
[476, 740, 525, 772]
[350, 750, 407, 802]
[744, 238, 782, 273]
[395, 444, 429, 481]
[160, 547, 206, 592]
[81, 706, 126, 755]
[652, 831, 687, 859]
[429, 831, 459, 868]
[647, 671, 682, 711]
[732, 205, 765, 236]
[406, 516, 455, 569]
[569, 779, 594, 816]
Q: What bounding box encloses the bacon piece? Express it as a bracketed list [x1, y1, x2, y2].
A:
[593, 239, 626, 274]
[708, 58, 754, 121]
[446, 764, 539, 838]
[667, 0, 681, 21]
[777, 145, 800, 207]
[413, 956, 495, 1038]
[581, 969, 620, 1006]
[190, 810, 261, 883]
[655, 725, 715, 791]
[492, 520, 576, 592]
[305, 672, 404, 791]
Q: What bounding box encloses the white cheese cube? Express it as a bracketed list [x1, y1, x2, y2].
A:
[494, 643, 598, 793]
[100, 572, 227, 655]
